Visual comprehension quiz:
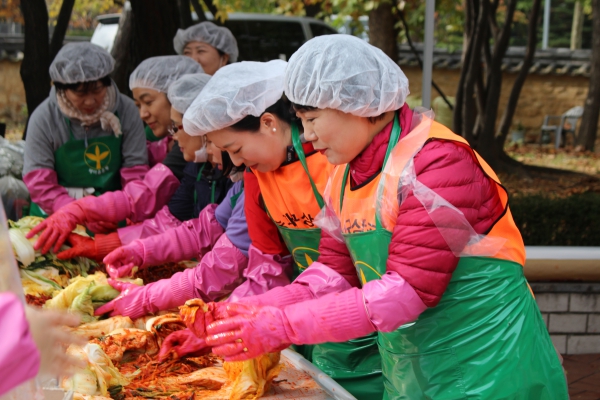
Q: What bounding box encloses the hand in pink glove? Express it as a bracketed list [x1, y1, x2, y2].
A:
[27, 202, 86, 254]
[103, 241, 145, 278]
[87, 221, 119, 234]
[206, 303, 291, 361]
[94, 279, 147, 319]
[158, 329, 210, 361]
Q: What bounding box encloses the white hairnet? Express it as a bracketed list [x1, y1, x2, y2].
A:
[183, 60, 286, 136]
[173, 22, 239, 63]
[49, 42, 114, 84]
[285, 35, 409, 117]
[167, 73, 212, 114]
[129, 56, 204, 93]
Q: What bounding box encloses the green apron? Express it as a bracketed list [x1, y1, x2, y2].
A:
[339, 116, 568, 399]
[193, 163, 216, 205]
[29, 117, 123, 217]
[266, 124, 383, 400]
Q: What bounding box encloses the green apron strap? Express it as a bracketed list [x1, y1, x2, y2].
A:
[193, 163, 207, 205]
[230, 181, 244, 209]
[339, 113, 402, 231]
[211, 180, 216, 204]
[291, 123, 325, 209]
[64, 117, 76, 141]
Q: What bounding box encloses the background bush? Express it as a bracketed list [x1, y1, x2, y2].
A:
[511, 193, 600, 246]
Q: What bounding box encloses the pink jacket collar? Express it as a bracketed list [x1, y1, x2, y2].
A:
[349, 104, 413, 187]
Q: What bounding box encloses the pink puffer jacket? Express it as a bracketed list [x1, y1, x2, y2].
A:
[318, 105, 504, 307]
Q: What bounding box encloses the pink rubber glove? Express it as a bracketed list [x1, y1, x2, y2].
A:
[158, 329, 210, 361]
[27, 202, 86, 254]
[94, 280, 145, 318]
[205, 303, 291, 361]
[86, 221, 119, 234]
[207, 289, 376, 361]
[104, 241, 145, 278]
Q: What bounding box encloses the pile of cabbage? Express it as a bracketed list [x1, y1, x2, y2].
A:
[9, 216, 142, 322]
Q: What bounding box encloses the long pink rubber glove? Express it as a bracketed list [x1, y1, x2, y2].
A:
[206, 271, 427, 361]
[23, 165, 149, 216]
[103, 204, 224, 278]
[28, 164, 179, 254]
[23, 169, 75, 214]
[94, 279, 172, 319]
[0, 293, 40, 396]
[103, 241, 145, 278]
[98, 234, 249, 317]
[117, 206, 182, 246]
[158, 330, 210, 361]
[235, 261, 352, 307]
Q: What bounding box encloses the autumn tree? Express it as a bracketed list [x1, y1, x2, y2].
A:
[453, 0, 542, 170]
[18, 0, 75, 139]
[576, 0, 599, 150]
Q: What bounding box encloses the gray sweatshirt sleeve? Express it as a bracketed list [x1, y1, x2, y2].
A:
[23, 99, 62, 176]
[118, 94, 149, 168]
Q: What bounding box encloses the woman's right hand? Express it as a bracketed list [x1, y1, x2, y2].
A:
[103, 241, 145, 278]
[27, 203, 86, 254]
[25, 306, 87, 377]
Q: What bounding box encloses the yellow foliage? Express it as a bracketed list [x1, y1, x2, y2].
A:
[0, 0, 23, 23]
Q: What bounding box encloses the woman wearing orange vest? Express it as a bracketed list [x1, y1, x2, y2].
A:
[182, 60, 383, 399]
[203, 36, 568, 399]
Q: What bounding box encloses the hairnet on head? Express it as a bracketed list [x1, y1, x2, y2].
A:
[167, 73, 212, 114]
[129, 56, 204, 93]
[49, 42, 115, 84]
[173, 22, 239, 63]
[183, 60, 286, 136]
[285, 35, 409, 117]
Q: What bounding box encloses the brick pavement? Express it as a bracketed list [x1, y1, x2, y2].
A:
[564, 354, 600, 399]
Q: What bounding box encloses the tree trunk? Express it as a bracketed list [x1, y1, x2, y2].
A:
[570, 0, 584, 50]
[201, 0, 219, 21]
[576, 0, 600, 150]
[190, 0, 207, 21]
[111, 2, 134, 94]
[49, 0, 75, 61]
[368, 1, 398, 62]
[496, 0, 542, 147]
[110, 0, 180, 96]
[178, 0, 194, 29]
[20, 0, 51, 140]
[305, 2, 321, 18]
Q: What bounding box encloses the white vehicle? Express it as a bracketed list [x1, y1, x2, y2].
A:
[91, 10, 338, 61]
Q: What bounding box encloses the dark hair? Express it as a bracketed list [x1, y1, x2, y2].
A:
[220, 150, 236, 177]
[292, 102, 387, 124]
[229, 97, 296, 132]
[54, 75, 112, 93]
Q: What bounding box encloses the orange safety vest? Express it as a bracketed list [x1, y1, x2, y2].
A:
[328, 117, 526, 268]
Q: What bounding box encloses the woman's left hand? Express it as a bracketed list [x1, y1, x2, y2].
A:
[205, 303, 291, 361]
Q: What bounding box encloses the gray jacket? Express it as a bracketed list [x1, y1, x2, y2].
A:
[23, 83, 148, 176]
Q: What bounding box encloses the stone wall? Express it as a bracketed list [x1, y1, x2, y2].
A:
[0, 60, 26, 123]
[402, 66, 596, 139]
[532, 282, 600, 355]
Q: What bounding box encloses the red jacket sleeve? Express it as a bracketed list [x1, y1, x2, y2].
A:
[387, 140, 504, 307]
[244, 170, 289, 256]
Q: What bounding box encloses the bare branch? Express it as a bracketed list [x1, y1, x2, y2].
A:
[398, 10, 453, 110]
[201, 0, 218, 20]
[191, 0, 207, 21]
[49, 0, 75, 61]
[496, 0, 542, 145]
